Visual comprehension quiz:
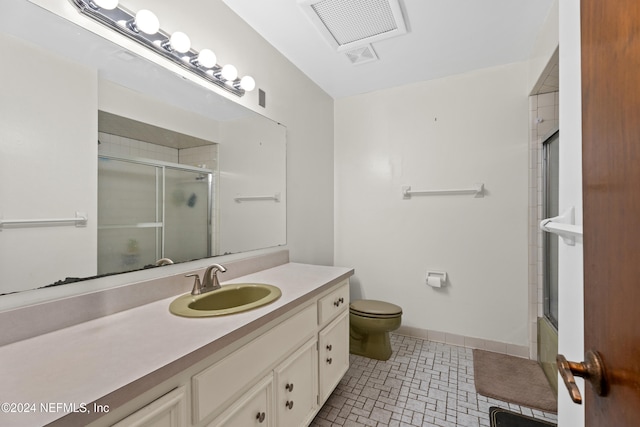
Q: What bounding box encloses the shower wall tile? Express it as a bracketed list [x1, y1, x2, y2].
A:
[537, 92, 555, 107]
[98, 132, 179, 163]
[179, 145, 218, 170]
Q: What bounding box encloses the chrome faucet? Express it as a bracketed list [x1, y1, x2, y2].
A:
[194, 263, 227, 295]
[186, 263, 227, 295]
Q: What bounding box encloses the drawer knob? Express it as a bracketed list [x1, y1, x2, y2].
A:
[326, 344, 332, 351]
[327, 357, 333, 364]
[256, 412, 266, 423]
[285, 382, 294, 392]
[286, 400, 294, 410]
[333, 297, 344, 307]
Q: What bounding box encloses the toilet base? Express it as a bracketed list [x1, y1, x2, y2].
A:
[349, 330, 393, 361]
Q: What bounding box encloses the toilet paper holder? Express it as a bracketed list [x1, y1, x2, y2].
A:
[426, 271, 447, 288]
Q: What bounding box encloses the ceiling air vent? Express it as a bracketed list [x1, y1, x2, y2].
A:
[298, 0, 407, 52]
[344, 44, 378, 65]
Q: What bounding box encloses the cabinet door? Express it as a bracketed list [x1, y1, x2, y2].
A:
[208, 375, 273, 427]
[274, 338, 318, 427]
[318, 310, 349, 403]
[112, 386, 187, 427]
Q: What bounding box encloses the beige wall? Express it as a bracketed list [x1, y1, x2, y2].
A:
[335, 62, 531, 347]
[0, 32, 98, 292]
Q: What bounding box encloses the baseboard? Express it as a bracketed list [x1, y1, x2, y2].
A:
[395, 325, 530, 359]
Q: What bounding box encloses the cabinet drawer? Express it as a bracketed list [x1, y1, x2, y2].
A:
[317, 280, 349, 325]
[208, 375, 273, 427]
[192, 303, 316, 424]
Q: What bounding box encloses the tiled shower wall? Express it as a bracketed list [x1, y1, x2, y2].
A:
[98, 132, 179, 162]
[97, 132, 218, 170]
[528, 92, 559, 359]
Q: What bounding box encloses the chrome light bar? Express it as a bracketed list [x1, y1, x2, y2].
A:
[70, 0, 256, 97]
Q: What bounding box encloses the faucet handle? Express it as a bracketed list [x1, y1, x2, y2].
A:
[186, 273, 202, 295]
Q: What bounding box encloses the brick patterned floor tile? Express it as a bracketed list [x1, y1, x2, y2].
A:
[310, 334, 557, 427]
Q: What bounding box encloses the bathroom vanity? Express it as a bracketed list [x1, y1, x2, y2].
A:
[0, 255, 353, 427]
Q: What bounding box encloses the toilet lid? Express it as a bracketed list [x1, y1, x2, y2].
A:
[350, 299, 402, 316]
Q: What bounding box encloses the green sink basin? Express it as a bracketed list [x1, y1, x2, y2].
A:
[169, 283, 281, 317]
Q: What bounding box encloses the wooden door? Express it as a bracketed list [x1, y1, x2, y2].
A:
[581, 0, 640, 424]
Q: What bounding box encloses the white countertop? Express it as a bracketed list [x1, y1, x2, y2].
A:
[0, 262, 353, 427]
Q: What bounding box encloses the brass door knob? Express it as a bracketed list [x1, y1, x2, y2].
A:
[557, 350, 608, 404]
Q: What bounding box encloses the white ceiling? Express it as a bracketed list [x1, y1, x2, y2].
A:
[223, 0, 555, 99]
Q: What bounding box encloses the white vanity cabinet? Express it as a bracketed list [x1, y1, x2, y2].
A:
[192, 304, 317, 425]
[209, 338, 318, 427]
[1, 261, 355, 427]
[195, 281, 349, 426]
[112, 386, 188, 427]
[86, 277, 351, 427]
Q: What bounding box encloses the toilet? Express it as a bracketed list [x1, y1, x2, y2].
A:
[349, 299, 403, 361]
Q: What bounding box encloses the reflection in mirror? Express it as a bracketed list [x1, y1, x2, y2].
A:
[97, 112, 216, 275]
[0, 1, 286, 300]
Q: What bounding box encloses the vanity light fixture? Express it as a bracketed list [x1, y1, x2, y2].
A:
[237, 75, 256, 92]
[71, 0, 255, 97]
[90, 0, 118, 10]
[191, 48, 216, 68]
[220, 64, 238, 81]
[162, 31, 191, 53]
[129, 9, 159, 35]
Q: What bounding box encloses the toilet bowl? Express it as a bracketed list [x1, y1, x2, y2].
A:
[349, 299, 402, 361]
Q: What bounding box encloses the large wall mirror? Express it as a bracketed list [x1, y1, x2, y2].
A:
[0, 1, 286, 303]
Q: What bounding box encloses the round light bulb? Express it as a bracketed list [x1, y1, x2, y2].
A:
[240, 76, 256, 91]
[134, 9, 160, 35]
[93, 0, 119, 10]
[220, 64, 238, 81]
[169, 31, 191, 53]
[196, 49, 217, 68]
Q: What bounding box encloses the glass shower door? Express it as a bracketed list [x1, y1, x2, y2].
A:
[538, 130, 560, 393]
[164, 167, 212, 263]
[97, 157, 163, 275]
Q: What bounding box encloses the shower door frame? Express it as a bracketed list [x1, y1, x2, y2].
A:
[98, 154, 213, 270]
[541, 129, 560, 329]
